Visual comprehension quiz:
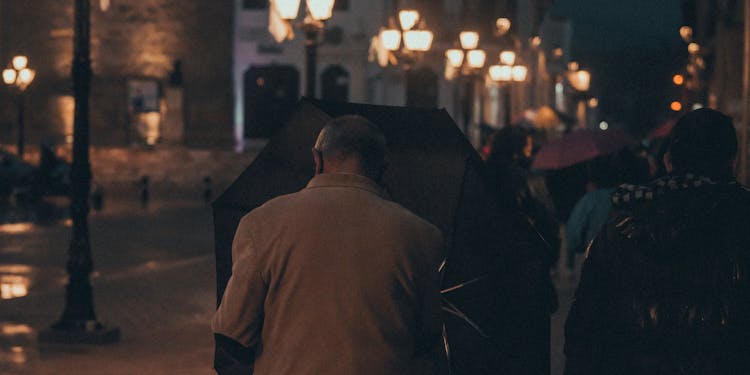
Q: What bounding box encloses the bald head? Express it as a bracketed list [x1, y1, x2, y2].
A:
[313, 115, 387, 181]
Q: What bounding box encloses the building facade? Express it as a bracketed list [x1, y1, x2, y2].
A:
[233, 0, 558, 148]
[0, 0, 234, 150]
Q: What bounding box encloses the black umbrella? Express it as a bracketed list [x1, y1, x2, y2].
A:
[213, 99, 553, 374]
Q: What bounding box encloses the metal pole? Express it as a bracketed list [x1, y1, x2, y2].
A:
[17, 92, 24, 158]
[39, 0, 118, 344]
[741, 0, 750, 184]
[304, 29, 318, 98]
[462, 75, 474, 133]
[503, 84, 511, 127]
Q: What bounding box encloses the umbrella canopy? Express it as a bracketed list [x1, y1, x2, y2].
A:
[647, 118, 677, 140]
[213, 99, 552, 374]
[532, 128, 636, 170]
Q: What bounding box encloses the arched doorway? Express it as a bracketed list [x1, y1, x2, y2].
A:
[244, 65, 299, 138]
[321, 65, 350, 102]
[406, 66, 438, 108]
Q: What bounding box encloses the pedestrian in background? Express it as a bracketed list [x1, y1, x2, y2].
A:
[565, 108, 750, 374]
[138, 175, 149, 208]
[485, 126, 560, 315]
[485, 126, 560, 272]
[564, 149, 649, 272]
[212, 115, 446, 374]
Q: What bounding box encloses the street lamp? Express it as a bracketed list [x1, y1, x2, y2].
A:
[272, 0, 336, 98]
[3, 56, 35, 158]
[445, 31, 487, 135]
[489, 56, 528, 127]
[38, 0, 119, 344]
[371, 9, 433, 69]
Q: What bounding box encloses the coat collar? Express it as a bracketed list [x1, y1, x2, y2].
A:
[306, 173, 384, 197]
[611, 173, 742, 207]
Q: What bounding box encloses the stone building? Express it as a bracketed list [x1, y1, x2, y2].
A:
[0, 0, 234, 149]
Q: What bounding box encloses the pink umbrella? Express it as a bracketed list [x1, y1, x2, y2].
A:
[647, 118, 677, 140]
[532, 128, 637, 170]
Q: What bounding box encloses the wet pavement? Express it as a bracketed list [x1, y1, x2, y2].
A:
[0, 195, 581, 374]
[0, 197, 217, 374]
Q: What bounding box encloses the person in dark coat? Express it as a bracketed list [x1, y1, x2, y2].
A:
[564, 108, 750, 375]
[485, 126, 560, 269]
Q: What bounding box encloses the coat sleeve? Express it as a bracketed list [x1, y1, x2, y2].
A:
[212, 214, 268, 374]
[563, 223, 614, 375]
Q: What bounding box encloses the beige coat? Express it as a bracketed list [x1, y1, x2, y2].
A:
[212, 173, 445, 374]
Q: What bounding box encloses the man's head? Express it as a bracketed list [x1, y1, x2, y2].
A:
[664, 108, 738, 180]
[313, 115, 387, 181]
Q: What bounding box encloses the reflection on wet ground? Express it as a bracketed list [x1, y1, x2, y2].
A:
[0, 198, 217, 374]
[0, 265, 32, 300]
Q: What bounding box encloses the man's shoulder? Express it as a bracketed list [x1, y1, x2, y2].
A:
[239, 191, 304, 223]
[380, 199, 442, 237]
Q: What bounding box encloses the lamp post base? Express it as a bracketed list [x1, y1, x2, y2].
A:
[38, 321, 120, 345]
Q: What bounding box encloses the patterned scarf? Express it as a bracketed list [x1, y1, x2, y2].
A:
[611, 174, 742, 207]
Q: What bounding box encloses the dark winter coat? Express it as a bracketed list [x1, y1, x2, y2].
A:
[565, 174, 750, 375]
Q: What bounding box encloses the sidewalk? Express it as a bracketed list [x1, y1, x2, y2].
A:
[0, 199, 219, 374]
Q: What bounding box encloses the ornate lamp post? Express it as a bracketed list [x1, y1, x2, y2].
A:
[272, 0, 336, 98]
[445, 31, 486, 135]
[38, 0, 119, 344]
[3, 56, 35, 158]
[371, 9, 434, 69]
[564, 64, 592, 129]
[488, 54, 528, 127]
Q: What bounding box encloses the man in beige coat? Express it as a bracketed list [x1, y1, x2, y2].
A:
[212, 115, 446, 374]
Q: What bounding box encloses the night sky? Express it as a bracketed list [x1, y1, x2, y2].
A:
[550, 0, 686, 135]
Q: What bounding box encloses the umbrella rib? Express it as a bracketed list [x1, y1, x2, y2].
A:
[442, 297, 490, 338]
[441, 275, 488, 294]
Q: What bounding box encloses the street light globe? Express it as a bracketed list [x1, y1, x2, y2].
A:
[499, 51, 516, 66]
[679, 25, 693, 42]
[496, 18, 511, 36]
[274, 0, 302, 20]
[398, 10, 419, 31]
[445, 49, 465, 68]
[18, 68, 35, 86]
[467, 49, 486, 68]
[673, 74, 684, 85]
[459, 31, 479, 50]
[12, 56, 27, 70]
[403, 30, 433, 52]
[489, 65, 512, 82]
[2, 69, 16, 85]
[688, 42, 700, 54]
[599, 121, 609, 130]
[511, 65, 528, 82]
[671, 101, 682, 112]
[307, 0, 335, 21]
[380, 29, 402, 51]
[530, 35, 542, 48]
[570, 70, 590, 91]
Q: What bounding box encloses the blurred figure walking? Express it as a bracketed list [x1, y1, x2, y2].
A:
[485, 126, 560, 315]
